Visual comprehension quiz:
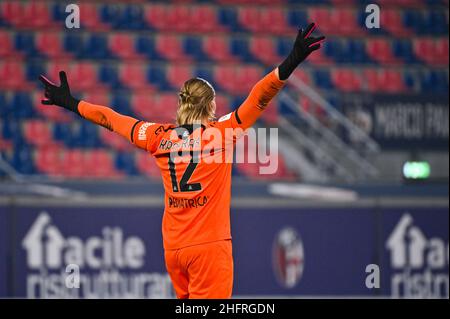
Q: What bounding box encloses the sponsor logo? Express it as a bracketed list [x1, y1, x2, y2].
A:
[138, 122, 154, 141]
[218, 113, 232, 122]
[386, 213, 449, 298]
[272, 227, 304, 289]
[21, 212, 173, 298]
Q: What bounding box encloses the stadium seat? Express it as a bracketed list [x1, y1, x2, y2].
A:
[366, 39, 400, 65]
[36, 32, 68, 59]
[23, 1, 52, 28]
[81, 3, 109, 30]
[70, 62, 99, 91]
[250, 37, 280, 65]
[167, 65, 193, 90]
[119, 63, 154, 90]
[0, 62, 28, 89]
[156, 35, 190, 61]
[109, 34, 141, 59]
[135, 151, 161, 179]
[331, 69, 362, 92]
[23, 120, 56, 147]
[203, 36, 236, 62]
[0, 31, 15, 58]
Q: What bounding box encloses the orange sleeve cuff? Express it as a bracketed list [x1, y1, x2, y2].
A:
[78, 100, 140, 142]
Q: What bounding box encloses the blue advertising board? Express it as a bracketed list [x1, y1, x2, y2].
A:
[344, 94, 449, 150]
[231, 208, 377, 296]
[380, 208, 449, 298]
[1, 204, 448, 298]
[0, 206, 7, 297]
[13, 207, 174, 298]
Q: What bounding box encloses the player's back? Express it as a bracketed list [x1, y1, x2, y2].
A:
[149, 122, 235, 250]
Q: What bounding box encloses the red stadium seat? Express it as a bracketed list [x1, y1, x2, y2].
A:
[81, 3, 109, 30]
[0, 61, 28, 89]
[214, 66, 237, 93]
[366, 39, 399, 65]
[99, 128, 134, 151]
[260, 8, 293, 35]
[413, 39, 436, 65]
[119, 63, 153, 90]
[166, 5, 191, 32]
[156, 35, 190, 61]
[0, 31, 16, 58]
[109, 34, 141, 59]
[191, 6, 223, 32]
[363, 69, 382, 92]
[23, 1, 51, 28]
[88, 149, 122, 178]
[133, 93, 176, 123]
[136, 151, 162, 179]
[203, 36, 236, 62]
[23, 120, 57, 147]
[381, 9, 411, 37]
[36, 32, 68, 58]
[61, 149, 86, 178]
[331, 9, 364, 36]
[1, 1, 24, 27]
[35, 146, 65, 176]
[167, 65, 193, 89]
[234, 66, 262, 95]
[250, 37, 280, 65]
[380, 70, 405, 93]
[70, 62, 99, 91]
[363, 69, 405, 93]
[308, 8, 334, 34]
[238, 7, 261, 32]
[144, 4, 169, 30]
[331, 69, 362, 92]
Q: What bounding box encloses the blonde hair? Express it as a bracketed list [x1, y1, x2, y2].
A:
[176, 78, 216, 125]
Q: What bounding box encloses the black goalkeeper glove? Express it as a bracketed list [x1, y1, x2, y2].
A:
[278, 22, 325, 81]
[39, 71, 80, 115]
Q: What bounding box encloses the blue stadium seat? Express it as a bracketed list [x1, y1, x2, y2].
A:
[53, 122, 72, 143]
[313, 70, 333, 90]
[99, 64, 122, 89]
[183, 36, 209, 60]
[136, 36, 163, 60]
[10, 92, 34, 119]
[115, 152, 138, 175]
[218, 8, 240, 32]
[230, 37, 255, 62]
[111, 93, 132, 115]
[120, 4, 145, 30]
[12, 146, 35, 174]
[393, 40, 418, 64]
[82, 34, 111, 59]
[147, 65, 170, 91]
[25, 61, 46, 83]
[288, 9, 306, 28]
[63, 33, 84, 58]
[15, 32, 40, 56]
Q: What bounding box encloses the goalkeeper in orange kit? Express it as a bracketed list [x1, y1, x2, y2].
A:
[38, 23, 325, 299]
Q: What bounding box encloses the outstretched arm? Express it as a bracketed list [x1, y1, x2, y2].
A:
[232, 23, 325, 130]
[39, 71, 140, 143]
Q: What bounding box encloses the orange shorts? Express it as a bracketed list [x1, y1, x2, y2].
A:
[164, 239, 234, 299]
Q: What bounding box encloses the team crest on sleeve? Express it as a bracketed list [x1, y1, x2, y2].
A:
[138, 122, 154, 141]
[218, 113, 232, 122]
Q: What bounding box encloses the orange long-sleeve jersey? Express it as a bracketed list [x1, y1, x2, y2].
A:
[78, 70, 285, 250]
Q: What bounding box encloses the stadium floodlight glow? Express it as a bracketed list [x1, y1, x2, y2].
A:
[403, 161, 431, 180]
